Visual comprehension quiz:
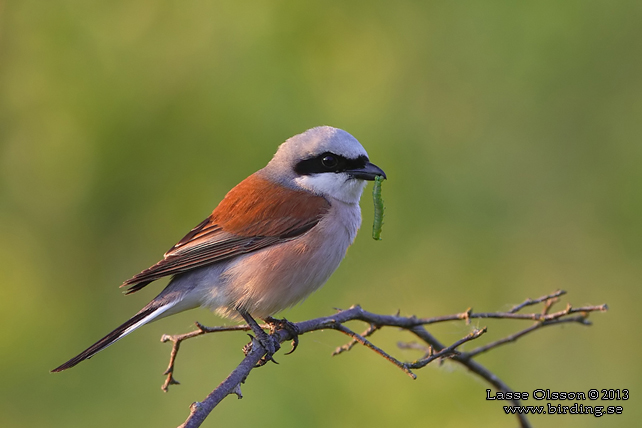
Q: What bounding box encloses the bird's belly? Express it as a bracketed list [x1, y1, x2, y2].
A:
[202, 213, 357, 319]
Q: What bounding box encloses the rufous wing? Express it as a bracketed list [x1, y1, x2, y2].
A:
[121, 174, 330, 293]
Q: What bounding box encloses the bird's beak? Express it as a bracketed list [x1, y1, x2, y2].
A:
[347, 161, 387, 181]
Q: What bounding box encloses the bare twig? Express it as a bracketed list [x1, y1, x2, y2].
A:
[405, 327, 487, 369]
[332, 322, 379, 356]
[465, 315, 592, 359]
[160, 322, 254, 392]
[162, 290, 606, 428]
[331, 322, 416, 379]
[414, 303, 607, 325]
[509, 289, 566, 313]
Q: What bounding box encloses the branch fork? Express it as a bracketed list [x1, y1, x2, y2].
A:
[160, 290, 606, 428]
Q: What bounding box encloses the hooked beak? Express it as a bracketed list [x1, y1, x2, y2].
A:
[347, 161, 387, 181]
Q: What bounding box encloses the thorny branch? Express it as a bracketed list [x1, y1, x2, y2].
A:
[163, 290, 606, 428]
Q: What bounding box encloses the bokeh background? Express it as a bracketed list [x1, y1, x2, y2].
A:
[1, 1, 640, 427]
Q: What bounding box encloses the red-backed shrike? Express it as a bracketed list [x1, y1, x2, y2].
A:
[52, 126, 386, 372]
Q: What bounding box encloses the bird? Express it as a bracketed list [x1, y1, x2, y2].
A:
[52, 126, 386, 372]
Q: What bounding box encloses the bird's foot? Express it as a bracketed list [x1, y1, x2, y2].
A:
[237, 309, 281, 366]
[263, 316, 300, 355]
[242, 331, 281, 366]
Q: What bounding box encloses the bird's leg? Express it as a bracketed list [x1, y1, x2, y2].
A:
[237, 308, 280, 365]
[262, 316, 300, 355]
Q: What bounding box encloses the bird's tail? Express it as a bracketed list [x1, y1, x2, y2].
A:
[51, 302, 176, 372]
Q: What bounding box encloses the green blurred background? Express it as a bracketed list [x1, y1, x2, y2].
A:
[1, 1, 640, 427]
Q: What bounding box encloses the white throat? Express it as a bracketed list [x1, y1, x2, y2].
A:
[294, 173, 367, 204]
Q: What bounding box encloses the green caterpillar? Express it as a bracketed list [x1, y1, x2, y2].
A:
[372, 175, 385, 240]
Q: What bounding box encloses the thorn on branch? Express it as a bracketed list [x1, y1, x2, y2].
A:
[232, 384, 243, 399]
[542, 296, 558, 315]
[462, 308, 472, 324]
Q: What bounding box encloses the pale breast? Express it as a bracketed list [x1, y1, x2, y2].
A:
[206, 199, 362, 319]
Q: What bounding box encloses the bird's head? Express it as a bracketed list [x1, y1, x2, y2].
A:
[262, 126, 386, 204]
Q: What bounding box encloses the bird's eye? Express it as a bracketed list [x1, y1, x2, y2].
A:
[321, 155, 338, 168]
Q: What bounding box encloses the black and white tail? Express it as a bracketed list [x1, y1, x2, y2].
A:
[51, 303, 176, 372]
